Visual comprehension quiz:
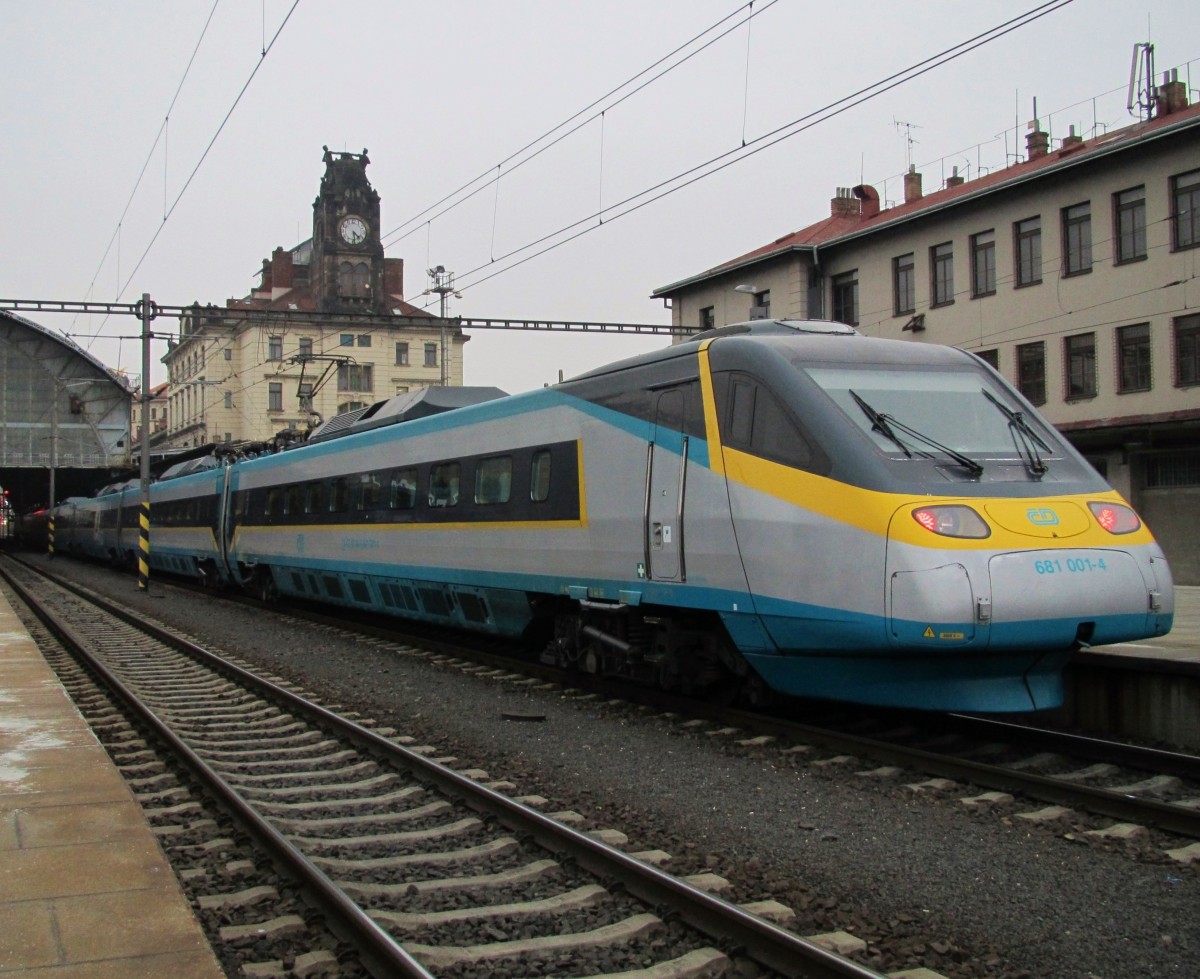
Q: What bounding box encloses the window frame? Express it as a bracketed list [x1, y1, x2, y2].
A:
[1061, 202, 1092, 277]
[1171, 168, 1200, 251]
[1174, 313, 1200, 387]
[1114, 186, 1147, 264]
[893, 253, 915, 317]
[1116, 322, 1151, 394]
[268, 382, 283, 412]
[831, 270, 859, 325]
[1017, 341, 1046, 405]
[930, 241, 954, 307]
[1064, 332, 1097, 400]
[970, 230, 996, 297]
[1014, 216, 1042, 287]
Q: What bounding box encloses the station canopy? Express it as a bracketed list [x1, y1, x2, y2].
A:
[1, 311, 131, 470]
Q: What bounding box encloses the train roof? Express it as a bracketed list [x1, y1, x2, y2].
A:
[305, 385, 510, 445]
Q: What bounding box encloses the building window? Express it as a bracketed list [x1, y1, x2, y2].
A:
[337, 364, 373, 392]
[970, 230, 995, 297]
[976, 349, 999, 370]
[893, 253, 915, 316]
[299, 337, 313, 359]
[930, 242, 954, 307]
[340, 334, 354, 347]
[298, 382, 313, 409]
[224, 391, 233, 409]
[752, 290, 771, 319]
[357, 334, 371, 347]
[699, 306, 715, 330]
[831, 270, 858, 325]
[338, 261, 370, 297]
[1017, 342, 1046, 405]
[396, 341, 409, 366]
[268, 336, 283, 361]
[1062, 203, 1092, 276]
[1171, 168, 1200, 250]
[1114, 186, 1146, 263]
[338, 401, 366, 414]
[1014, 216, 1042, 287]
[224, 348, 232, 361]
[1117, 323, 1151, 393]
[268, 382, 283, 412]
[1064, 332, 1096, 399]
[424, 342, 438, 367]
[1175, 313, 1200, 386]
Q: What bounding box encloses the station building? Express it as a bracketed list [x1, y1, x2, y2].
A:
[653, 76, 1200, 583]
[161, 148, 466, 450]
[0, 310, 132, 521]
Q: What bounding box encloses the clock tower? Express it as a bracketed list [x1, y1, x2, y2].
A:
[311, 146, 386, 313]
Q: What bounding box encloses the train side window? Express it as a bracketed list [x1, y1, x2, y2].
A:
[285, 484, 304, 516]
[305, 481, 324, 514]
[266, 487, 284, 520]
[720, 373, 815, 470]
[389, 468, 417, 509]
[530, 450, 552, 502]
[329, 477, 349, 513]
[357, 473, 382, 511]
[475, 456, 512, 505]
[428, 462, 460, 507]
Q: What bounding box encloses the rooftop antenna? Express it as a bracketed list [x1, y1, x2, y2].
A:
[894, 118, 920, 170]
[1128, 41, 1156, 120]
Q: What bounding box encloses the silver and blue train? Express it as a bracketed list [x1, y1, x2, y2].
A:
[52, 320, 1174, 712]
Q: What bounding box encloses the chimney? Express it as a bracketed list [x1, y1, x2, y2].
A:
[1156, 69, 1189, 116]
[271, 246, 295, 289]
[852, 184, 880, 218]
[1026, 122, 1049, 160]
[383, 257, 405, 299]
[829, 186, 859, 218]
[1059, 124, 1085, 155]
[946, 166, 965, 188]
[903, 165, 923, 204]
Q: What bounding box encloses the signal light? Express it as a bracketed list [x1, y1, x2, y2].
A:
[911, 505, 990, 539]
[1088, 501, 1141, 534]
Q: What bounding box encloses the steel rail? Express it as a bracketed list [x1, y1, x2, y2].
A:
[8, 557, 890, 979]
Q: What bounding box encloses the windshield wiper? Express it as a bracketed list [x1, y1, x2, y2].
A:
[850, 390, 983, 477]
[982, 389, 1048, 477]
[850, 390, 911, 458]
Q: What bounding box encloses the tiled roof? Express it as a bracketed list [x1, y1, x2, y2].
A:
[654, 100, 1200, 296]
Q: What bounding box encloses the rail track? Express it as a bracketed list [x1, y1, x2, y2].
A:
[1, 553, 898, 979]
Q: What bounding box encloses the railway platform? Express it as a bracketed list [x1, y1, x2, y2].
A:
[0, 589, 224, 977]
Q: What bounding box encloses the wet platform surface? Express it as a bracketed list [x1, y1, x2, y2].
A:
[0, 590, 224, 977]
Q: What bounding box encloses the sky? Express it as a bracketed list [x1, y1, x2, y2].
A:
[3, 0, 1199, 395]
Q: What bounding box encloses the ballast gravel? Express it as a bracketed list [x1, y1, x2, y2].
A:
[50, 561, 1197, 979]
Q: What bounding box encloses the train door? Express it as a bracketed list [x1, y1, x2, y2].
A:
[217, 466, 235, 580]
[645, 388, 688, 581]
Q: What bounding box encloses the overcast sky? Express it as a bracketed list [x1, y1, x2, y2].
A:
[3, 0, 1198, 394]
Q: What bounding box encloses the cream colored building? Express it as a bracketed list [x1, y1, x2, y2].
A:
[162, 149, 465, 450]
[654, 80, 1200, 581]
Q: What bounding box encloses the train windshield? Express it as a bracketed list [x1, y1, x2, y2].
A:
[804, 365, 1064, 464]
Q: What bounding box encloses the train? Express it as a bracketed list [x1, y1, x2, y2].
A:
[47, 319, 1174, 713]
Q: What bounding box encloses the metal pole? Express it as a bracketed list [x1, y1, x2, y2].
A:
[47, 402, 56, 558]
[137, 294, 154, 591]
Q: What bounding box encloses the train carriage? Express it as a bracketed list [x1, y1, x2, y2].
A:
[52, 320, 1174, 713]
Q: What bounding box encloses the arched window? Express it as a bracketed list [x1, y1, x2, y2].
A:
[338, 261, 370, 297]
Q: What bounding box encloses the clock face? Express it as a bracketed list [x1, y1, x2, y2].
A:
[339, 215, 368, 245]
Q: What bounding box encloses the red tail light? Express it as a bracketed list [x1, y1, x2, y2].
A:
[1088, 501, 1141, 534]
[911, 505, 990, 539]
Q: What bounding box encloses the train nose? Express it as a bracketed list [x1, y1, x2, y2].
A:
[982, 500, 1090, 539]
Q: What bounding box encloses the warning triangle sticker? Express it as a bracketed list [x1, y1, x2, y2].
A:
[923, 626, 935, 638]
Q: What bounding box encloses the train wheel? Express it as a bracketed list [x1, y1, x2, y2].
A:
[251, 569, 277, 602]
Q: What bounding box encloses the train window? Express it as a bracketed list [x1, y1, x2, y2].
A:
[428, 462, 460, 507]
[357, 473, 382, 510]
[389, 468, 417, 509]
[266, 487, 284, 520]
[330, 477, 349, 513]
[305, 481, 324, 514]
[719, 373, 814, 470]
[285, 484, 304, 516]
[475, 456, 512, 505]
[531, 450, 552, 502]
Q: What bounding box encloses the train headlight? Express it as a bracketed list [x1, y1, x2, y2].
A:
[1088, 501, 1141, 534]
[911, 505, 990, 538]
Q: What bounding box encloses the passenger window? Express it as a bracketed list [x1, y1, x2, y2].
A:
[475, 456, 512, 504]
[305, 481, 324, 514]
[428, 462, 460, 507]
[531, 450, 552, 502]
[389, 468, 417, 509]
[358, 473, 382, 510]
[285, 484, 304, 516]
[266, 487, 284, 520]
[329, 477, 349, 513]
